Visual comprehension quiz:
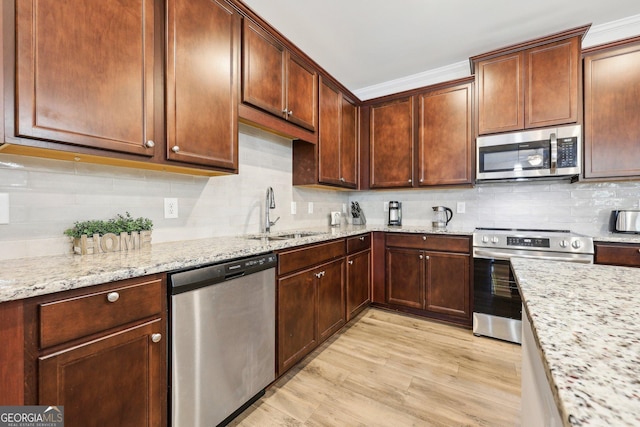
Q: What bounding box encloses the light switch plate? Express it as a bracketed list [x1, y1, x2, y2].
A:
[0, 193, 9, 224]
[457, 202, 466, 214]
[308, 202, 314, 214]
[291, 201, 297, 215]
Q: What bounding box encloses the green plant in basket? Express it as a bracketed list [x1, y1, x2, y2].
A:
[64, 212, 153, 239]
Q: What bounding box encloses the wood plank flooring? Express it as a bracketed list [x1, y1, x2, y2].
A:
[230, 308, 521, 426]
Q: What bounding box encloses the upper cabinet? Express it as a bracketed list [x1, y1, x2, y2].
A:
[166, 0, 240, 171]
[417, 81, 473, 186]
[368, 97, 415, 188]
[15, 0, 157, 156]
[472, 26, 587, 135]
[292, 77, 358, 189]
[242, 20, 317, 132]
[583, 37, 640, 180]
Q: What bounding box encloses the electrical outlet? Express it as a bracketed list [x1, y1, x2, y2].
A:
[308, 202, 314, 214]
[342, 203, 347, 214]
[291, 201, 297, 215]
[164, 198, 178, 219]
[457, 202, 466, 214]
[0, 193, 9, 224]
[384, 201, 389, 212]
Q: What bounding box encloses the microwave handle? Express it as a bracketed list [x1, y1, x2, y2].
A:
[550, 132, 557, 174]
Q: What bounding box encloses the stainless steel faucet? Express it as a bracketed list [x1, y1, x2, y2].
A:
[265, 187, 280, 233]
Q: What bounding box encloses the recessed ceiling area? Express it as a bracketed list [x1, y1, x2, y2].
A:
[241, 0, 640, 98]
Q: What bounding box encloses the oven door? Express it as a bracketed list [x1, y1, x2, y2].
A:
[473, 257, 522, 320]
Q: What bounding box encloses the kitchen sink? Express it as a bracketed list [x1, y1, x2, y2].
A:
[245, 231, 326, 241]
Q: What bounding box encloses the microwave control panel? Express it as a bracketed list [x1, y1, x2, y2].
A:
[557, 137, 578, 168]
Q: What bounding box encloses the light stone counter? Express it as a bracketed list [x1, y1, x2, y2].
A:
[511, 258, 640, 426]
[592, 232, 640, 244]
[0, 225, 472, 303]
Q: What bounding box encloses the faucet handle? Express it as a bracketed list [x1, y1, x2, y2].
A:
[270, 217, 280, 227]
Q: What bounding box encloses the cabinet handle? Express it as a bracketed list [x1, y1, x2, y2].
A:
[151, 333, 162, 343]
[408, 179, 412, 183]
[171, 145, 180, 153]
[348, 260, 354, 265]
[282, 108, 288, 114]
[288, 110, 293, 116]
[340, 177, 345, 182]
[425, 255, 430, 260]
[419, 255, 423, 260]
[422, 236, 427, 241]
[106, 292, 119, 303]
[145, 140, 155, 148]
[315, 271, 325, 278]
[359, 236, 365, 241]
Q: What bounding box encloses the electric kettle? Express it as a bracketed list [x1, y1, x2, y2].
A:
[432, 206, 453, 229]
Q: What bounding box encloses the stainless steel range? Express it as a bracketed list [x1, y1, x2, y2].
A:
[472, 228, 594, 344]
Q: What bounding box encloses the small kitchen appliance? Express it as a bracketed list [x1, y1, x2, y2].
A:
[472, 228, 593, 344]
[330, 211, 341, 227]
[432, 206, 453, 229]
[609, 210, 640, 233]
[388, 201, 402, 226]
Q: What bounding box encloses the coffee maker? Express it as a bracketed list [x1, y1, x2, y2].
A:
[388, 201, 402, 226]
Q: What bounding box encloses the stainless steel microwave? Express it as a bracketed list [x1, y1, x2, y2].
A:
[476, 124, 581, 182]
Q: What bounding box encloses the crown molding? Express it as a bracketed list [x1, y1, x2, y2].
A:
[582, 14, 640, 48]
[354, 14, 640, 101]
[353, 60, 470, 101]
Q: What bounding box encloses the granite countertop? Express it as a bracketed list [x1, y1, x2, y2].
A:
[511, 258, 640, 426]
[592, 232, 640, 244]
[0, 224, 472, 303]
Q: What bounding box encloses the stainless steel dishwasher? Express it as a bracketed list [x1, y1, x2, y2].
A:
[168, 252, 277, 427]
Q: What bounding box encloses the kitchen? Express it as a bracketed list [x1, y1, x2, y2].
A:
[1, 0, 640, 426]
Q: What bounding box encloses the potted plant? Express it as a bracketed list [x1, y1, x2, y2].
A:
[64, 212, 153, 255]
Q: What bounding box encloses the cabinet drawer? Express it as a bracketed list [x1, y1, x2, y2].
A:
[39, 277, 164, 349]
[278, 239, 345, 276]
[386, 233, 470, 253]
[347, 234, 371, 254]
[595, 243, 640, 267]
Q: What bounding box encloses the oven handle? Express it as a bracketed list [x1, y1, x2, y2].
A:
[473, 249, 593, 264]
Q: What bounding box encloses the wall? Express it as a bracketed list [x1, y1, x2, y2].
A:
[0, 125, 347, 260]
[1, 122, 639, 261]
[349, 181, 640, 236]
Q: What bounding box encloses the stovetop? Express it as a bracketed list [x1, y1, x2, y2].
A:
[473, 227, 594, 254]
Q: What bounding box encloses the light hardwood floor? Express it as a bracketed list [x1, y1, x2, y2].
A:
[230, 308, 521, 427]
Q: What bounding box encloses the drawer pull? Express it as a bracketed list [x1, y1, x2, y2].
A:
[359, 236, 365, 241]
[422, 236, 427, 241]
[106, 292, 120, 303]
[348, 260, 354, 265]
[151, 333, 162, 343]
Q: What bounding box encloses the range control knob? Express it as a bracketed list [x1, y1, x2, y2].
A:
[481, 236, 489, 243]
[491, 236, 499, 244]
[572, 240, 582, 249]
[559, 240, 569, 248]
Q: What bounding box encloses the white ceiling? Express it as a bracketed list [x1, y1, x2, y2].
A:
[241, 0, 640, 99]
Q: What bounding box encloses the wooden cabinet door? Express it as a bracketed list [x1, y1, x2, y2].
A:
[318, 80, 342, 185]
[584, 42, 640, 179]
[286, 53, 317, 131]
[242, 20, 286, 119]
[16, 0, 157, 156]
[39, 319, 165, 427]
[317, 259, 345, 342]
[425, 252, 470, 320]
[277, 269, 317, 375]
[340, 96, 358, 188]
[166, 0, 239, 170]
[526, 38, 579, 128]
[346, 250, 371, 321]
[370, 97, 415, 188]
[418, 82, 473, 186]
[476, 52, 524, 135]
[386, 247, 423, 309]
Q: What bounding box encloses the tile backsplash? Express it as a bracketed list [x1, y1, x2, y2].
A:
[1, 124, 638, 260]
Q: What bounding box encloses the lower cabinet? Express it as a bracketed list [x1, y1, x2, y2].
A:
[276, 240, 346, 376]
[384, 234, 472, 326]
[346, 248, 371, 321]
[595, 242, 640, 267]
[24, 275, 167, 427]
